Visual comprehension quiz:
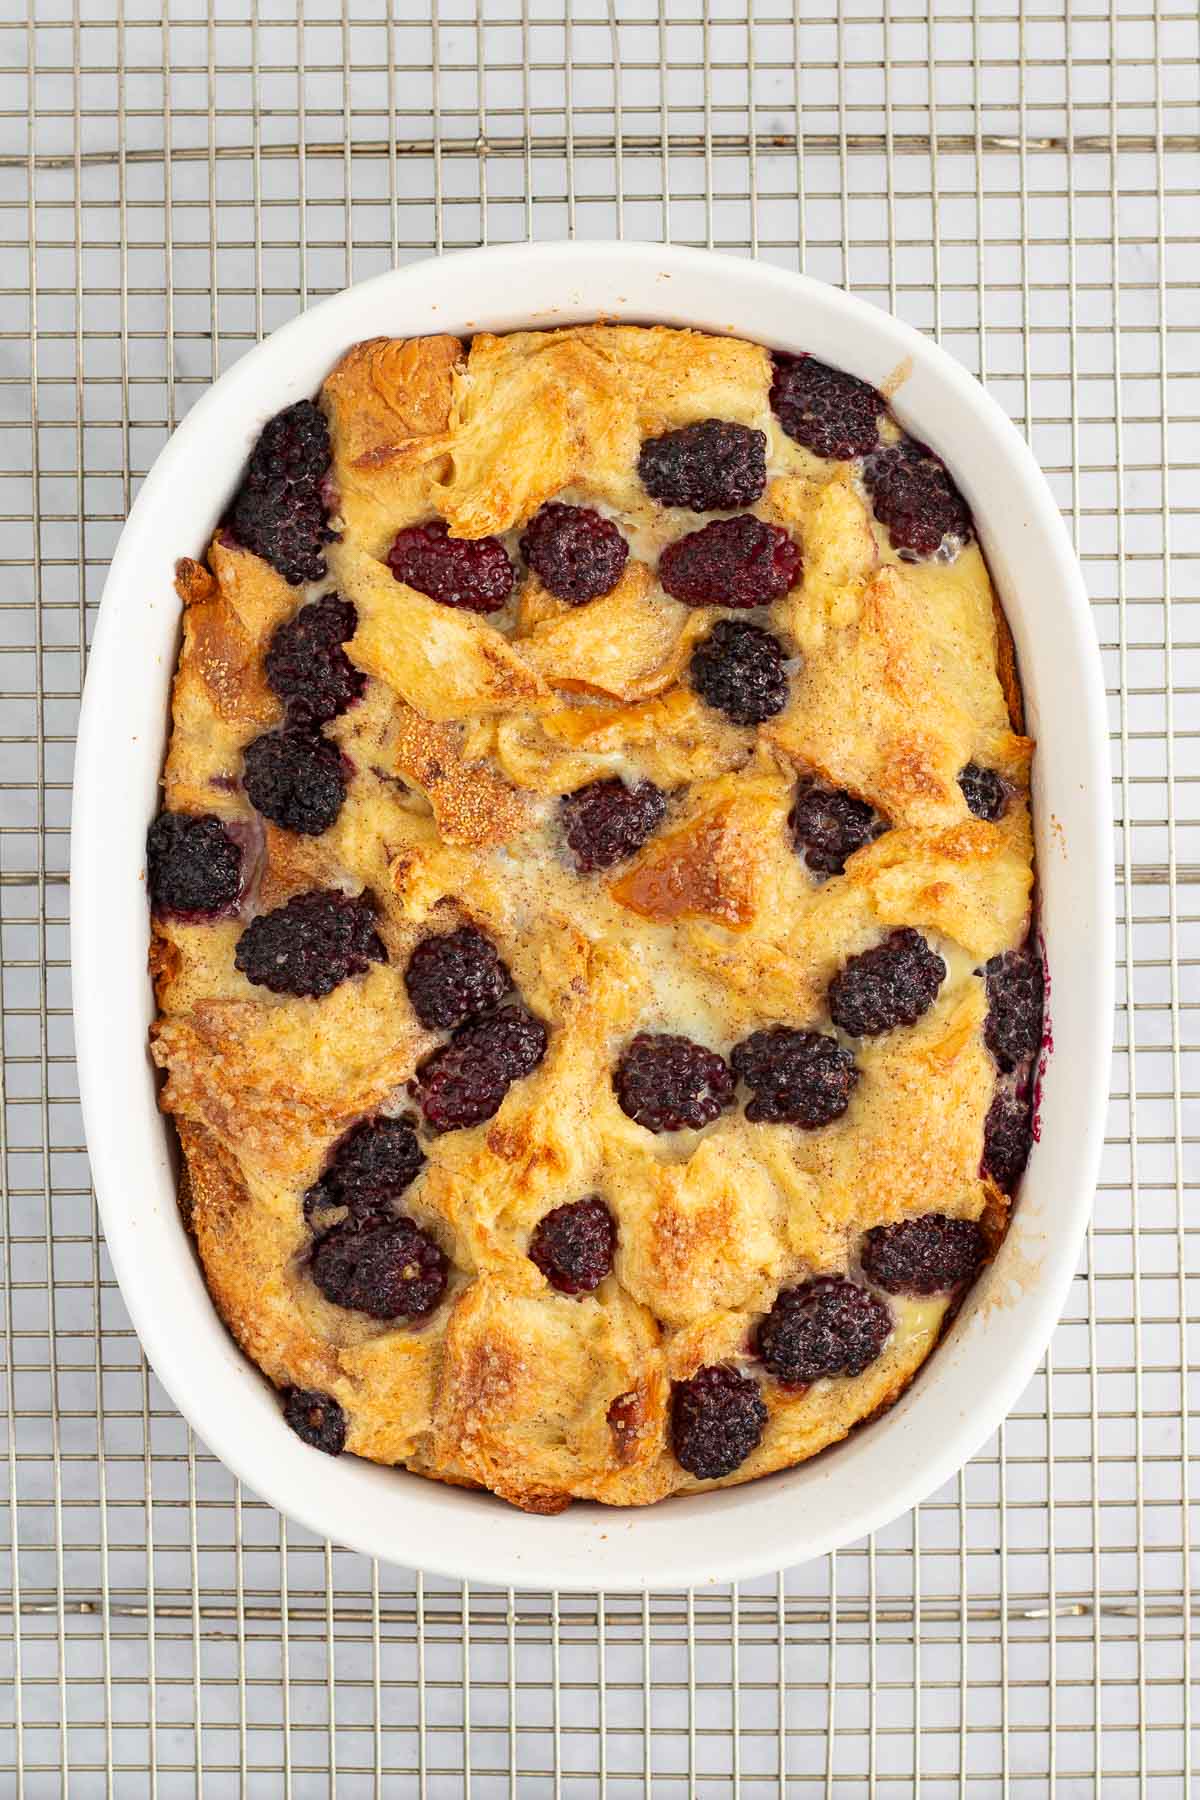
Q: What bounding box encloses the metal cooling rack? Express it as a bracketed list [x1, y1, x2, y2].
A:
[1, 0, 1197, 1792]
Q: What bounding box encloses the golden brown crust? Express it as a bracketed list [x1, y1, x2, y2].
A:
[151, 323, 1035, 1513]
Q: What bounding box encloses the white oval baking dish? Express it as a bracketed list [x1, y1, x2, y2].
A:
[72, 242, 1113, 1590]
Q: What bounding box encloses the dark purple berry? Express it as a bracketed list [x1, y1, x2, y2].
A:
[828, 928, 946, 1037]
[329, 1116, 425, 1198]
[756, 1276, 892, 1386]
[613, 1032, 735, 1134]
[146, 811, 243, 920]
[242, 729, 347, 836]
[234, 889, 386, 998]
[862, 436, 973, 561]
[658, 515, 802, 608]
[860, 1213, 986, 1295]
[983, 947, 1044, 1072]
[226, 399, 333, 585]
[264, 593, 364, 726]
[560, 778, 667, 873]
[528, 1196, 616, 1295]
[386, 518, 514, 612]
[282, 1387, 347, 1456]
[410, 1006, 548, 1133]
[982, 1082, 1034, 1191]
[311, 1214, 448, 1319]
[304, 1114, 425, 1232]
[769, 354, 883, 461]
[790, 777, 889, 877]
[670, 1364, 767, 1480]
[688, 619, 789, 725]
[958, 763, 1008, 822]
[731, 1028, 858, 1127]
[404, 925, 511, 1031]
[637, 419, 767, 511]
[519, 502, 629, 603]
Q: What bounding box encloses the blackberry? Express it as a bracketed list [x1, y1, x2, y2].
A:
[234, 889, 386, 998]
[311, 1214, 448, 1319]
[519, 502, 629, 604]
[658, 514, 802, 609]
[769, 354, 883, 461]
[756, 1276, 892, 1386]
[862, 436, 973, 561]
[670, 1364, 767, 1481]
[828, 928, 946, 1037]
[226, 399, 332, 585]
[613, 1032, 735, 1134]
[386, 518, 514, 612]
[282, 1387, 347, 1456]
[264, 593, 364, 726]
[982, 1082, 1034, 1191]
[983, 947, 1044, 1071]
[410, 1006, 548, 1133]
[404, 925, 511, 1031]
[860, 1213, 986, 1295]
[958, 762, 1008, 822]
[731, 1028, 858, 1128]
[146, 811, 243, 920]
[637, 419, 767, 511]
[528, 1196, 616, 1295]
[790, 777, 889, 877]
[688, 619, 789, 725]
[560, 778, 667, 873]
[242, 729, 347, 836]
[303, 1115, 425, 1233]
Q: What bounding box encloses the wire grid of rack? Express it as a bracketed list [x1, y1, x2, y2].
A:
[1, 0, 1197, 1792]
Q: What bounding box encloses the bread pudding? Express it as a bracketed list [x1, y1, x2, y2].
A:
[146, 323, 1043, 1512]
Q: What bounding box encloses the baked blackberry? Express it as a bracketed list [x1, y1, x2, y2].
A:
[670, 1364, 767, 1480]
[860, 1214, 986, 1295]
[790, 777, 889, 877]
[519, 502, 629, 603]
[264, 593, 364, 726]
[226, 399, 333, 585]
[242, 729, 347, 836]
[658, 514, 802, 608]
[528, 1196, 616, 1295]
[613, 1032, 735, 1134]
[688, 619, 789, 725]
[560, 778, 667, 873]
[404, 925, 511, 1031]
[862, 436, 973, 561]
[828, 928, 946, 1037]
[769, 354, 883, 461]
[282, 1387, 347, 1456]
[303, 1114, 426, 1232]
[386, 518, 514, 612]
[637, 419, 767, 511]
[731, 1028, 858, 1127]
[234, 889, 386, 998]
[311, 1214, 448, 1319]
[983, 947, 1044, 1071]
[409, 1006, 548, 1133]
[756, 1276, 892, 1386]
[146, 811, 243, 920]
[982, 1083, 1034, 1191]
[958, 762, 1008, 822]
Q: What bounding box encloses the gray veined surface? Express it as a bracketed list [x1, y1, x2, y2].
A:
[1, 0, 1197, 1792]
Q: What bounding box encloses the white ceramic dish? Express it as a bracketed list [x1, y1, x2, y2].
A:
[72, 242, 1113, 1590]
